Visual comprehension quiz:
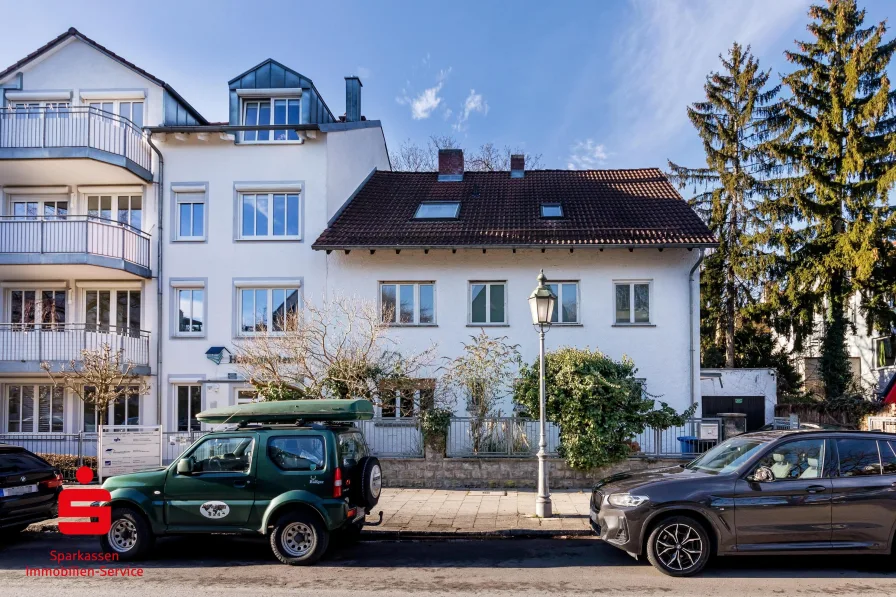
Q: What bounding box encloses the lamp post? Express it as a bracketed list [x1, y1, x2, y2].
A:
[528, 269, 556, 518]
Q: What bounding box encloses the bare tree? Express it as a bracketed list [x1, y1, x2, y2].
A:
[234, 294, 437, 402]
[390, 135, 543, 172]
[41, 345, 151, 428]
[438, 331, 522, 453]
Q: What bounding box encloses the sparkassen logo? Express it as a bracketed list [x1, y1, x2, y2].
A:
[58, 466, 112, 536]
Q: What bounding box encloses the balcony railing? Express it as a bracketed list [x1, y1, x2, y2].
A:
[0, 106, 151, 172]
[0, 215, 151, 273]
[0, 323, 150, 367]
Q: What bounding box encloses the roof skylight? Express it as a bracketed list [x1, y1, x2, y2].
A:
[414, 202, 460, 219]
[541, 203, 563, 218]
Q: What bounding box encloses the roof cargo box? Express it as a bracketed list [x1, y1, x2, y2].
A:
[196, 398, 374, 425]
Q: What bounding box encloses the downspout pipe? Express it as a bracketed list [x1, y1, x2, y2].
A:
[689, 248, 705, 410]
[146, 132, 164, 430]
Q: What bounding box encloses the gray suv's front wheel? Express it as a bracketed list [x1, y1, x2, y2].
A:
[645, 516, 710, 577]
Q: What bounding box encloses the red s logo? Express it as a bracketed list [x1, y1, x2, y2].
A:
[58, 467, 112, 536]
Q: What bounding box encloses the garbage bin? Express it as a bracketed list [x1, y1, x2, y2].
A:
[677, 436, 701, 454]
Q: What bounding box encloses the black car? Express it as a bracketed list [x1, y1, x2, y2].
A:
[0, 444, 64, 535]
[591, 430, 896, 576]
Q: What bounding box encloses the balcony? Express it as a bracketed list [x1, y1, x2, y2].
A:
[0, 215, 151, 278]
[0, 323, 151, 375]
[0, 106, 152, 184]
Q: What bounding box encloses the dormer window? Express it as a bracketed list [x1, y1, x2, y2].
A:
[541, 203, 563, 218]
[241, 97, 301, 142]
[414, 202, 460, 219]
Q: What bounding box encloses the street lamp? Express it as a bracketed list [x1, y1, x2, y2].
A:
[528, 269, 556, 518]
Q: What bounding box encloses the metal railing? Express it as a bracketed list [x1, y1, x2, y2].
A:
[447, 417, 560, 457]
[0, 323, 151, 365]
[354, 418, 424, 457]
[867, 416, 896, 433]
[630, 418, 722, 458]
[0, 106, 151, 171]
[0, 215, 151, 270]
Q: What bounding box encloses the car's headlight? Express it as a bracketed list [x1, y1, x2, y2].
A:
[607, 493, 649, 508]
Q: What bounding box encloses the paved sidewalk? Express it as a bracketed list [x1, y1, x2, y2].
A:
[366, 488, 592, 537]
[29, 486, 594, 537]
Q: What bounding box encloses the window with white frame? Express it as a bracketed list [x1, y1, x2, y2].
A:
[615, 281, 651, 324]
[10, 196, 68, 219]
[87, 100, 143, 128]
[380, 282, 435, 325]
[236, 389, 259, 404]
[546, 282, 579, 324]
[87, 194, 143, 229]
[85, 289, 141, 336]
[469, 282, 507, 324]
[378, 380, 435, 419]
[176, 385, 202, 432]
[239, 192, 301, 239]
[6, 384, 63, 433]
[82, 386, 140, 431]
[175, 191, 206, 240]
[7, 288, 66, 329]
[875, 336, 896, 369]
[175, 287, 204, 336]
[241, 98, 301, 142]
[238, 287, 300, 335]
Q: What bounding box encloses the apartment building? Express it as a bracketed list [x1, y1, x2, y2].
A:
[0, 28, 205, 436]
[0, 28, 718, 441]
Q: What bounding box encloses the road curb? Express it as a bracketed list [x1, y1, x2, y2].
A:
[29, 521, 593, 540]
[360, 528, 593, 540]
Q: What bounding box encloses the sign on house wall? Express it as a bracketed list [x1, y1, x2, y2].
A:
[98, 425, 162, 481]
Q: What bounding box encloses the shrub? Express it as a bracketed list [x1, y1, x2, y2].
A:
[515, 347, 695, 470]
[38, 454, 97, 480]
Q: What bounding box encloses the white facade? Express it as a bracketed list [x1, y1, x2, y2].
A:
[0, 29, 707, 440]
[157, 126, 390, 432]
[0, 34, 170, 435]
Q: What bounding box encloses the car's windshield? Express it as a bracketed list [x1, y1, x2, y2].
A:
[685, 437, 767, 475]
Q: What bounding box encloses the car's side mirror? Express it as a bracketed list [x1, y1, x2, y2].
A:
[747, 465, 774, 483]
[176, 458, 193, 475]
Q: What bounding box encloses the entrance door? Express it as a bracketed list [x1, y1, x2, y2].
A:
[733, 437, 832, 549]
[164, 434, 257, 528]
[703, 396, 765, 431]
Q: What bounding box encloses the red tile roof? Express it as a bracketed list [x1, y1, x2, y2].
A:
[312, 168, 717, 250]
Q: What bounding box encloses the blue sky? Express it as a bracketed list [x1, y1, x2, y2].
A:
[1, 0, 893, 170]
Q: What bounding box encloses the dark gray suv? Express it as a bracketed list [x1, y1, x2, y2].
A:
[590, 430, 896, 576]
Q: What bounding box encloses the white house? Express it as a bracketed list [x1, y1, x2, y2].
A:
[0, 28, 719, 444]
[0, 28, 205, 437]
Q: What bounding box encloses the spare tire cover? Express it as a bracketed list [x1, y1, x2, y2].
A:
[357, 456, 382, 508]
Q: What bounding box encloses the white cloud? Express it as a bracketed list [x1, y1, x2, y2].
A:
[609, 0, 808, 152]
[453, 89, 489, 131]
[396, 68, 451, 120]
[356, 66, 372, 80]
[567, 139, 609, 170]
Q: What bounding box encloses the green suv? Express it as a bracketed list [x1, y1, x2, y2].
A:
[98, 399, 383, 565]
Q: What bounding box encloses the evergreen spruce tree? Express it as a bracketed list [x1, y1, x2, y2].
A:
[759, 0, 896, 400]
[669, 43, 779, 368]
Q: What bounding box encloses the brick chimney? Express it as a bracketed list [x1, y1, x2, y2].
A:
[510, 154, 525, 178]
[345, 76, 362, 122]
[438, 148, 464, 181]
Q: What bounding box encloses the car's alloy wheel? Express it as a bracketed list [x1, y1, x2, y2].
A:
[655, 523, 702, 571]
[646, 516, 710, 577]
[281, 522, 315, 557]
[108, 519, 138, 553]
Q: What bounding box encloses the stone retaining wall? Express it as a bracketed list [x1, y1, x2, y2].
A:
[380, 449, 681, 489]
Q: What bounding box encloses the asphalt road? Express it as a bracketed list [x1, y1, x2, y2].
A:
[1, 532, 895, 597]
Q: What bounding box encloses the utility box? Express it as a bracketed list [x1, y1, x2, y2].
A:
[717, 413, 747, 439]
